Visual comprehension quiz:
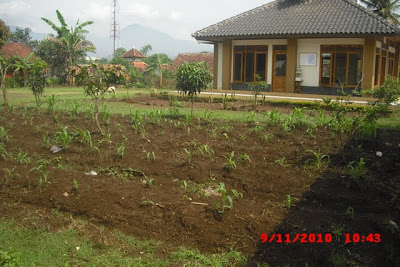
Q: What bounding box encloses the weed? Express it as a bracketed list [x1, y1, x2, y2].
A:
[345, 206, 355, 220]
[306, 149, 330, 171]
[239, 153, 251, 163]
[284, 194, 299, 209]
[223, 151, 236, 171]
[348, 158, 366, 179]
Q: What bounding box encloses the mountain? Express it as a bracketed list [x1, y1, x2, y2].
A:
[88, 24, 212, 59]
[10, 24, 213, 59]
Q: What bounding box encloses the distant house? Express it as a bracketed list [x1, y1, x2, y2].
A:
[0, 43, 33, 59]
[122, 48, 148, 72]
[165, 53, 214, 72]
[192, 0, 400, 95]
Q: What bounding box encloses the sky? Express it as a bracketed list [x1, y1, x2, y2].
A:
[0, 0, 270, 41]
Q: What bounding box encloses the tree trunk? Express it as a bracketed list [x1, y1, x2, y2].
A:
[1, 72, 7, 106]
[94, 98, 104, 135]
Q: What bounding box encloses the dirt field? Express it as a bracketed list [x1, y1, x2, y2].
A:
[0, 97, 399, 266]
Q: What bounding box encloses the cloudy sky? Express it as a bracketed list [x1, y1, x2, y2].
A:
[0, 0, 270, 41]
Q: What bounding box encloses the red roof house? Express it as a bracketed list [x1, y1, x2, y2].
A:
[165, 52, 214, 72]
[0, 43, 33, 59]
[122, 48, 148, 71]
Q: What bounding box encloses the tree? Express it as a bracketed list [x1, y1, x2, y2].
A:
[41, 10, 95, 82]
[111, 47, 127, 64]
[27, 58, 48, 107]
[140, 44, 152, 56]
[8, 27, 32, 44]
[144, 53, 172, 88]
[71, 64, 127, 134]
[0, 19, 10, 48]
[361, 0, 400, 23]
[0, 55, 23, 106]
[175, 62, 213, 116]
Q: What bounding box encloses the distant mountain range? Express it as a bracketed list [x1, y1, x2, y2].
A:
[11, 24, 212, 59]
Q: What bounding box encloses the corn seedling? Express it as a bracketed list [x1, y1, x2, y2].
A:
[306, 149, 330, 171]
[0, 126, 9, 143]
[181, 180, 188, 192]
[47, 94, 57, 114]
[203, 108, 213, 122]
[73, 179, 79, 191]
[215, 182, 234, 213]
[0, 143, 8, 160]
[56, 128, 73, 148]
[345, 206, 355, 220]
[331, 225, 344, 242]
[101, 104, 112, 125]
[80, 130, 99, 153]
[117, 142, 126, 158]
[144, 150, 156, 161]
[263, 109, 281, 124]
[15, 151, 30, 165]
[239, 153, 251, 163]
[70, 100, 80, 117]
[231, 189, 243, 199]
[275, 157, 290, 168]
[222, 93, 228, 110]
[30, 164, 49, 185]
[348, 158, 366, 179]
[224, 151, 236, 171]
[262, 133, 274, 142]
[284, 194, 298, 209]
[183, 148, 192, 164]
[247, 111, 257, 123]
[3, 167, 18, 183]
[42, 133, 52, 148]
[209, 128, 218, 139]
[198, 144, 214, 158]
[143, 175, 154, 187]
[85, 103, 95, 121]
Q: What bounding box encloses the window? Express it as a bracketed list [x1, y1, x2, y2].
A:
[233, 45, 268, 82]
[374, 53, 380, 86]
[320, 45, 363, 87]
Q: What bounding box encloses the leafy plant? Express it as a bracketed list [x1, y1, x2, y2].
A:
[223, 151, 236, 171]
[79, 130, 99, 153]
[30, 164, 49, 185]
[175, 61, 213, 116]
[70, 100, 80, 117]
[15, 151, 30, 165]
[248, 74, 267, 109]
[239, 153, 251, 163]
[215, 182, 234, 213]
[28, 58, 49, 107]
[0, 126, 9, 143]
[143, 175, 154, 187]
[116, 142, 125, 158]
[56, 127, 73, 148]
[47, 94, 57, 114]
[198, 144, 214, 159]
[183, 148, 192, 164]
[331, 225, 344, 242]
[3, 167, 18, 183]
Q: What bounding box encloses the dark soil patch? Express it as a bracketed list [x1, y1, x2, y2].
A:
[0, 106, 399, 265]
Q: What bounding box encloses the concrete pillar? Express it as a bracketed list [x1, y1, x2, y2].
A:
[286, 38, 297, 92]
[362, 37, 376, 89]
[222, 40, 232, 90]
[213, 43, 218, 89]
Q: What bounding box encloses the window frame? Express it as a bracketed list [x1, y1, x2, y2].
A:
[233, 45, 268, 83]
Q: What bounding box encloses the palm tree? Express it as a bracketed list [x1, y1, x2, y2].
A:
[361, 0, 400, 24]
[41, 10, 95, 82]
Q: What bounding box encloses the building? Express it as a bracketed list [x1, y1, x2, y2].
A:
[122, 48, 148, 72]
[192, 0, 400, 95]
[0, 42, 33, 59]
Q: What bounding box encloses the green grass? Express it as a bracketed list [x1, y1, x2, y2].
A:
[0, 218, 245, 266]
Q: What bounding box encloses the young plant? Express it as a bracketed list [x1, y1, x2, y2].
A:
[198, 144, 214, 158]
[331, 225, 344, 242]
[56, 128, 73, 148]
[70, 100, 80, 117]
[275, 157, 290, 167]
[239, 153, 251, 163]
[262, 133, 274, 142]
[15, 151, 30, 165]
[183, 148, 192, 164]
[284, 194, 299, 209]
[42, 133, 52, 148]
[73, 179, 79, 191]
[47, 94, 57, 114]
[306, 149, 330, 171]
[80, 130, 99, 153]
[116, 142, 125, 158]
[0, 126, 8, 143]
[143, 175, 154, 187]
[223, 151, 236, 171]
[216, 182, 234, 213]
[345, 206, 355, 220]
[348, 158, 366, 179]
[144, 150, 156, 161]
[0, 143, 8, 160]
[30, 164, 49, 185]
[3, 167, 18, 183]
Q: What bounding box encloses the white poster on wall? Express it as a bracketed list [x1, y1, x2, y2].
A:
[299, 53, 317, 66]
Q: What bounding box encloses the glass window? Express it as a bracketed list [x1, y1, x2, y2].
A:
[256, 53, 267, 81]
[321, 53, 331, 85]
[275, 54, 287, 77]
[334, 53, 347, 86]
[374, 55, 380, 86]
[245, 52, 255, 82]
[234, 53, 242, 82]
[348, 53, 362, 86]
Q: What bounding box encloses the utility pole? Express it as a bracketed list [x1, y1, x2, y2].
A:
[110, 0, 120, 57]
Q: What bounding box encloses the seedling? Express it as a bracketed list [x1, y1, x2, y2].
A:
[117, 142, 125, 158]
[42, 133, 52, 148]
[0, 126, 9, 143]
[345, 206, 355, 220]
[3, 167, 18, 183]
[73, 179, 79, 191]
[144, 150, 156, 161]
[143, 175, 154, 187]
[306, 149, 330, 171]
[262, 133, 274, 142]
[348, 158, 366, 179]
[275, 157, 290, 167]
[30, 164, 49, 185]
[331, 225, 344, 242]
[216, 182, 234, 213]
[183, 148, 192, 164]
[284, 194, 298, 209]
[198, 144, 214, 158]
[47, 94, 57, 114]
[239, 153, 251, 163]
[224, 151, 236, 171]
[80, 130, 99, 153]
[231, 189, 243, 199]
[70, 100, 80, 117]
[56, 128, 73, 148]
[15, 151, 30, 165]
[0, 143, 8, 160]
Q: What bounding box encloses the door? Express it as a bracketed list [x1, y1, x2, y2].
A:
[272, 52, 287, 92]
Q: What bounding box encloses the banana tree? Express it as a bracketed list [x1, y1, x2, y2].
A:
[0, 55, 23, 106]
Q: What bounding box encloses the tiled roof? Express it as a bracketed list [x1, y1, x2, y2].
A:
[0, 43, 33, 59]
[122, 48, 146, 59]
[131, 61, 148, 71]
[193, 0, 400, 41]
[164, 53, 214, 72]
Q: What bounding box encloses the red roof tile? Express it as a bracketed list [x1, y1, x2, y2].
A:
[0, 43, 33, 59]
[130, 61, 148, 71]
[165, 53, 214, 72]
[122, 48, 147, 59]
